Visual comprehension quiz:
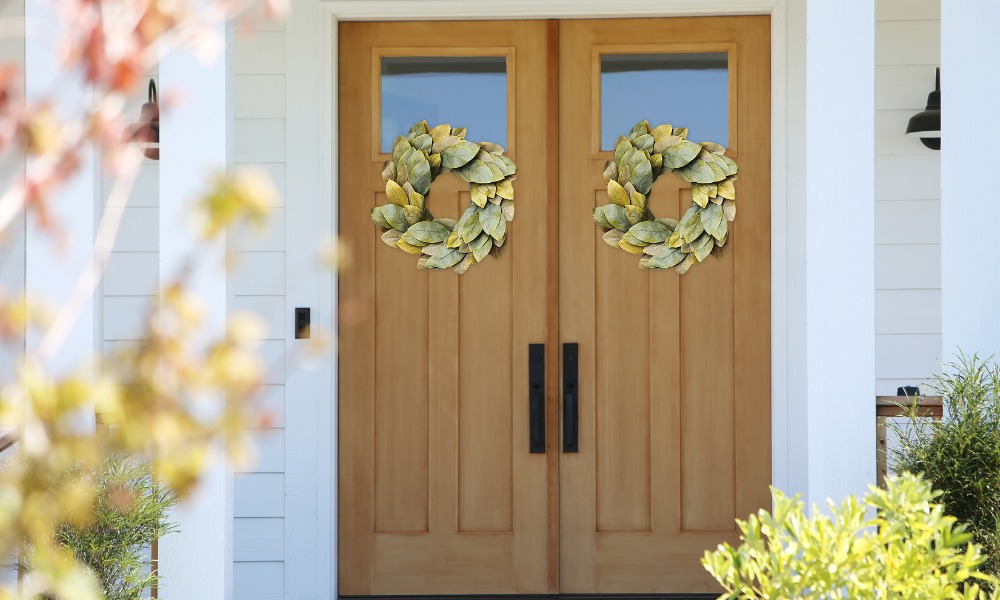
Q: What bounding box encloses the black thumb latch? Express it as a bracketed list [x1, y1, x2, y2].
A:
[295, 307, 310, 339]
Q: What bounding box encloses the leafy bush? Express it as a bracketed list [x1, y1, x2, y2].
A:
[892, 353, 1000, 586]
[701, 474, 997, 599]
[24, 455, 177, 600]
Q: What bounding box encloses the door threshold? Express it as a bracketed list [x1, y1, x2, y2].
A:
[340, 595, 718, 599]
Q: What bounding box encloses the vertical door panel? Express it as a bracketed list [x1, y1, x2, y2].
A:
[558, 16, 771, 594]
[339, 20, 552, 595]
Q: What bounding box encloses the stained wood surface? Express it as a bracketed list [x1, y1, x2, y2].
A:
[339, 15, 771, 596]
[558, 16, 771, 594]
[338, 20, 551, 595]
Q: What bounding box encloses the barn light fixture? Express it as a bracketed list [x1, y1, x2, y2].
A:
[905, 68, 940, 150]
[123, 79, 159, 160]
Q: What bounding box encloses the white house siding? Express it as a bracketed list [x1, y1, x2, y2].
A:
[875, 0, 942, 395]
[0, 1, 24, 589]
[93, 17, 289, 597]
[230, 14, 288, 600]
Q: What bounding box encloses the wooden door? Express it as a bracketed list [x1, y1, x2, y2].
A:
[338, 21, 555, 595]
[339, 15, 770, 597]
[558, 16, 771, 594]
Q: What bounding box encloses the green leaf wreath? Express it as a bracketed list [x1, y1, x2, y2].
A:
[593, 120, 738, 273]
[371, 120, 516, 274]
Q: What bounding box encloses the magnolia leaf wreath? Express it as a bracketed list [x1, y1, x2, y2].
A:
[593, 120, 738, 273]
[371, 120, 516, 274]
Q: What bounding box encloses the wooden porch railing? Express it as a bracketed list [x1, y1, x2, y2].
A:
[0, 429, 17, 454]
[876, 395, 943, 488]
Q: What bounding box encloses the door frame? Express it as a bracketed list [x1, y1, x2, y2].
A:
[286, 0, 797, 597]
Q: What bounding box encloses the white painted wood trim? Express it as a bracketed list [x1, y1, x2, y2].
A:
[283, 1, 335, 598]
[326, 0, 773, 19]
[157, 23, 233, 600]
[941, 2, 1000, 359]
[802, 0, 876, 504]
[298, 2, 801, 598]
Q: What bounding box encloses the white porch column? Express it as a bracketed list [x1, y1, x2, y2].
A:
[795, 0, 877, 505]
[157, 27, 233, 600]
[940, 3, 1000, 359]
[23, 0, 96, 379]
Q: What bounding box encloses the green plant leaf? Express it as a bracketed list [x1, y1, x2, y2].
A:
[717, 177, 736, 199]
[480, 202, 503, 240]
[701, 203, 725, 238]
[680, 207, 704, 243]
[627, 220, 670, 244]
[469, 232, 493, 262]
[629, 158, 654, 195]
[409, 159, 432, 194]
[603, 204, 631, 232]
[607, 180, 630, 207]
[454, 159, 497, 183]
[380, 229, 402, 247]
[371, 206, 391, 229]
[461, 209, 483, 243]
[617, 238, 645, 255]
[471, 184, 488, 208]
[385, 180, 408, 206]
[496, 178, 514, 200]
[403, 205, 423, 225]
[440, 140, 480, 169]
[501, 199, 515, 222]
[602, 229, 624, 247]
[423, 247, 464, 269]
[723, 199, 736, 222]
[405, 220, 452, 244]
[662, 140, 701, 169]
[382, 204, 409, 231]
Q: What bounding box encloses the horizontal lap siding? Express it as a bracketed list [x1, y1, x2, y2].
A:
[875, 0, 942, 395]
[231, 17, 288, 600]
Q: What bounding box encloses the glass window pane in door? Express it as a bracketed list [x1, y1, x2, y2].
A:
[381, 56, 507, 153]
[600, 53, 728, 150]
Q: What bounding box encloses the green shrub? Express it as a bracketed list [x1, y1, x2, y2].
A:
[24, 455, 177, 600]
[701, 474, 997, 599]
[891, 353, 1000, 586]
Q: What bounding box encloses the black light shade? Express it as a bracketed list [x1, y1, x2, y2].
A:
[905, 68, 940, 150]
[123, 79, 160, 160]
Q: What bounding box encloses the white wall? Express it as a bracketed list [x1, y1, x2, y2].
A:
[97, 16, 291, 597]
[940, 2, 1000, 360]
[874, 0, 942, 395]
[0, 0, 25, 386]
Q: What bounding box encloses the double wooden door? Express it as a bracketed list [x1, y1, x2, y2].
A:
[339, 17, 770, 597]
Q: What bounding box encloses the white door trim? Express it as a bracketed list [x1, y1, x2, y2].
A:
[286, 1, 799, 596]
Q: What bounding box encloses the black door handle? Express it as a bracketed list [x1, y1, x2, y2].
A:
[563, 343, 579, 453]
[529, 343, 545, 453]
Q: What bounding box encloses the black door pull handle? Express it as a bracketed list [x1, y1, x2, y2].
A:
[529, 343, 545, 453]
[563, 343, 579, 453]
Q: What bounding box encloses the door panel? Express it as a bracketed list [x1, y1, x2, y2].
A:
[338, 20, 553, 595]
[558, 17, 771, 594]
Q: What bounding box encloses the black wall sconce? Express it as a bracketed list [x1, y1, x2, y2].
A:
[905, 68, 940, 150]
[123, 79, 159, 160]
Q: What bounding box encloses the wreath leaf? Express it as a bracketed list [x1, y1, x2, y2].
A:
[607, 180, 630, 207]
[480, 203, 503, 240]
[461, 210, 483, 243]
[440, 141, 480, 169]
[386, 180, 408, 206]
